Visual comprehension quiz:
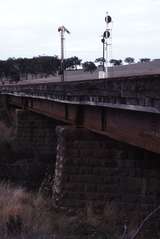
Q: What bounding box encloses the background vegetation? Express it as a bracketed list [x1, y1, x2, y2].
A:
[0, 56, 154, 83]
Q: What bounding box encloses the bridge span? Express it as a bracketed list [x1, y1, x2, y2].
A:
[1, 73, 160, 221]
[0, 73, 160, 154]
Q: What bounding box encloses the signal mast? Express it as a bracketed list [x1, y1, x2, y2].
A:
[58, 26, 70, 82]
[101, 12, 112, 78]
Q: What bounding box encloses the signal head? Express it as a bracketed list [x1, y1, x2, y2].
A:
[103, 31, 110, 38]
[105, 15, 112, 23]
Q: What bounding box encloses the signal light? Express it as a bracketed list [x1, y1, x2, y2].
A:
[105, 15, 112, 23]
[103, 31, 110, 39]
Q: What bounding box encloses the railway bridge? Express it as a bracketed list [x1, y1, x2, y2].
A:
[0, 74, 160, 215]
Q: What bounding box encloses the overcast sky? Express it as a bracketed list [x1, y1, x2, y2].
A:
[0, 0, 160, 62]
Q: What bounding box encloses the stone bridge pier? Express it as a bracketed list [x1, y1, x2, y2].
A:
[53, 126, 160, 216]
[14, 109, 160, 218]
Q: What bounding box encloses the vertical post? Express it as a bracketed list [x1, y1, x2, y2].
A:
[102, 39, 105, 72]
[58, 25, 70, 82]
[61, 29, 64, 82]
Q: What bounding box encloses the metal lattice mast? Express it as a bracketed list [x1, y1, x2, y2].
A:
[101, 12, 112, 78]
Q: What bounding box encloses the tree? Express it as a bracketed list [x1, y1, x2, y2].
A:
[82, 61, 97, 72]
[64, 56, 82, 70]
[110, 59, 123, 66]
[71, 56, 82, 70]
[95, 57, 105, 65]
[4, 58, 20, 82]
[0, 56, 61, 81]
[124, 57, 135, 64]
[139, 58, 151, 63]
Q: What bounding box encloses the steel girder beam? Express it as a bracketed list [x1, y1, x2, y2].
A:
[4, 94, 160, 154]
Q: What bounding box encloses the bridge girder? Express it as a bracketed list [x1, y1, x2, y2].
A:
[3, 94, 160, 155]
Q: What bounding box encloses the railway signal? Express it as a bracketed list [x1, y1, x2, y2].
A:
[100, 12, 112, 78]
[58, 26, 70, 82]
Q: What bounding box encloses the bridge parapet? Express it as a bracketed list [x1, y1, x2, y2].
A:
[1, 74, 160, 113]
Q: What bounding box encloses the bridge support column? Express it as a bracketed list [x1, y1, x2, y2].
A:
[53, 126, 125, 209]
[53, 126, 160, 218]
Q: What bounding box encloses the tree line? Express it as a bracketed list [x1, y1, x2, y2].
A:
[0, 56, 153, 82]
[96, 57, 152, 66]
[0, 56, 82, 82]
[82, 57, 152, 72]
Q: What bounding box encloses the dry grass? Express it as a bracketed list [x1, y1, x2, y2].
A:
[0, 182, 61, 238]
[0, 182, 113, 238]
[0, 183, 75, 238]
[0, 182, 159, 239]
[81, 201, 160, 239]
[0, 182, 86, 239]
